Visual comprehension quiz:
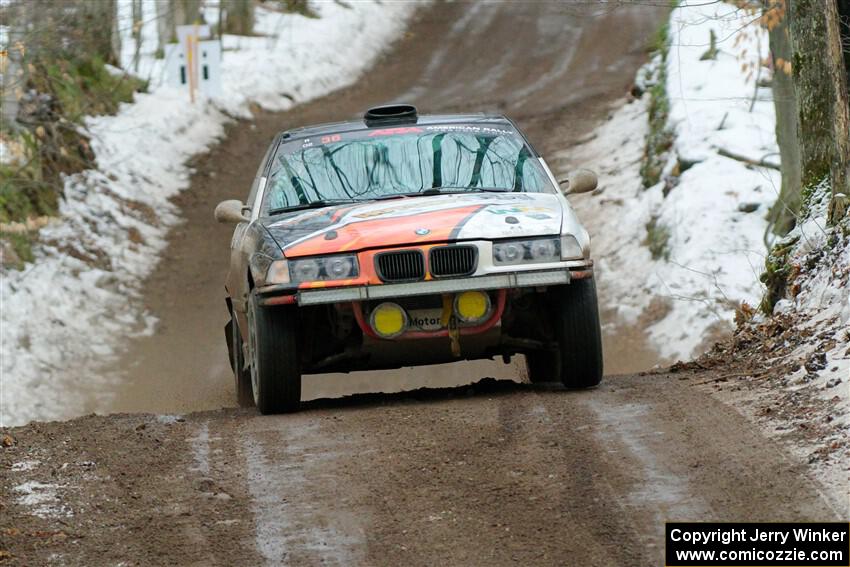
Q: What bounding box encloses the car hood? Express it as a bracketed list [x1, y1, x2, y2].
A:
[263, 192, 569, 258]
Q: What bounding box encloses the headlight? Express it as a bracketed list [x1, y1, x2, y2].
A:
[251, 253, 285, 286]
[495, 241, 524, 263]
[530, 239, 558, 260]
[291, 259, 320, 281]
[266, 260, 291, 284]
[326, 256, 355, 279]
[560, 235, 584, 260]
[493, 237, 560, 265]
[288, 254, 359, 283]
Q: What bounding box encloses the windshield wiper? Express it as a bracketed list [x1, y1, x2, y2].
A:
[436, 187, 512, 193]
[373, 187, 513, 200]
[416, 187, 513, 195]
[267, 199, 357, 215]
[372, 193, 413, 201]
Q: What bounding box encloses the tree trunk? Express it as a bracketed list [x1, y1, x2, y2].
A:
[767, 10, 803, 235]
[156, 0, 175, 55]
[838, 0, 850, 88]
[837, 0, 850, 210]
[788, 0, 850, 222]
[132, 0, 143, 72]
[79, 0, 119, 65]
[157, 0, 203, 54]
[825, 0, 850, 217]
[223, 0, 254, 36]
[174, 0, 204, 26]
[111, 0, 122, 67]
[0, 1, 24, 129]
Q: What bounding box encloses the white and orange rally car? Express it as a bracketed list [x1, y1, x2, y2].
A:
[216, 105, 602, 413]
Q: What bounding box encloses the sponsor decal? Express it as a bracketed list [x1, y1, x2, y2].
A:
[367, 127, 424, 137]
[486, 204, 553, 220]
[281, 123, 519, 151]
[486, 205, 551, 215]
[408, 309, 444, 331]
[423, 125, 514, 135]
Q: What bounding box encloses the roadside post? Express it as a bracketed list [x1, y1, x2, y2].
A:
[165, 24, 222, 102]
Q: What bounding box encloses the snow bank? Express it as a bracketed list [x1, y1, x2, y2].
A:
[0, 1, 422, 426]
[704, 182, 849, 511]
[566, 1, 779, 362]
[772, 181, 849, 426]
[772, 182, 850, 505]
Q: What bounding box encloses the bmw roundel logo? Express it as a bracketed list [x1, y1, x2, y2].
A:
[415, 228, 430, 236]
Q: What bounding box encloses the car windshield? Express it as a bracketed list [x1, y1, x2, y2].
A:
[264, 124, 553, 212]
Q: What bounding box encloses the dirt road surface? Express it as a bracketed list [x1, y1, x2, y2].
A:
[1, 2, 844, 566]
[1, 375, 842, 565]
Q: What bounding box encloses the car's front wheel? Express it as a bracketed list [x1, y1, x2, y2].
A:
[550, 279, 603, 388]
[247, 291, 301, 414]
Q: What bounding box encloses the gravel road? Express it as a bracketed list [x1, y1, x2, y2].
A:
[1, 375, 841, 565]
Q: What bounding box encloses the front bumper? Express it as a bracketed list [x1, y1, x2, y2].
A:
[259, 266, 592, 307]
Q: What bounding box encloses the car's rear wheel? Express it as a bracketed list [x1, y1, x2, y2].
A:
[525, 351, 559, 383]
[247, 291, 301, 414]
[227, 316, 254, 407]
[550, 279, 603, 388]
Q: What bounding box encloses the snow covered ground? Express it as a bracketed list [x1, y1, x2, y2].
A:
[0, 1, 422, 427]
[773, 181, 850, 414]
[565, 1, 780, 363]
[759, 181, 850, 506]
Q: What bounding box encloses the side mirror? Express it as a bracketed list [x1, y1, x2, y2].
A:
[559, 169, 599, 195]
[215, 199, 250, 224]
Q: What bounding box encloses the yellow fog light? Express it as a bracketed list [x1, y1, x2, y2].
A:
[454, 291, 491, 323]
[370, 302, 408, 339]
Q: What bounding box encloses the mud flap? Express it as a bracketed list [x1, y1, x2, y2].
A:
[225, 319, 235, 370]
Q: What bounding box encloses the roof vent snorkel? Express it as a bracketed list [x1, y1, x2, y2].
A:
[364, 104, 418, 127]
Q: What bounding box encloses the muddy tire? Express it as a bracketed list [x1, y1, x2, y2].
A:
[551, 279, 603, 388]
[247, 291, 301, 414]
[525, 351, 559, 383]
[227, 317, 254, 407]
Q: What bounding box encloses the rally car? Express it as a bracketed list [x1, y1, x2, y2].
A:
[215, 104, 602, 413]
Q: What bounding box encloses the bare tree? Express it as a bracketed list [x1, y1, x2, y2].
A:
[0, 0, 145, 226]
[156, 0, 175, 55]
[0, 2, 25, 129]
[766, 2, 803, 235]
[79, 0, 121, 65]
[788, 0, 850, 222]
[223, 0, 254, 36]
[131, 0, 143, 71]
[173, 0, 205, 27]
[839, 0, 850, 84]
[8, 0, 120, 65]
[156, 0, 204, 54]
